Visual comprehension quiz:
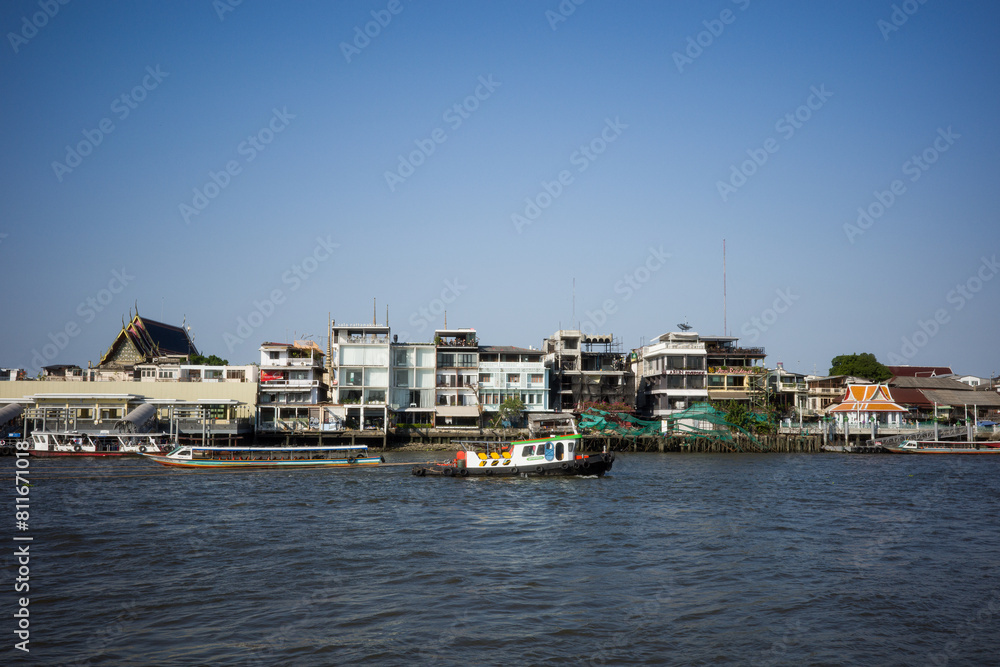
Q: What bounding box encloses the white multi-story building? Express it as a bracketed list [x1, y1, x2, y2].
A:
[389, 341, 436, 427]
[257, 341, 327, 431]
[329, 322, 390, 430]
[636, 331, 707, 417]
[477, 346, 548, 422]
[434, 328, 479, 428]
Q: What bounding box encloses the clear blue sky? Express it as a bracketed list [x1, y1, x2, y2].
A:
[2, 0, 998, 378]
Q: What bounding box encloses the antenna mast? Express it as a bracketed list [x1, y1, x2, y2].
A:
[723, 239, 727, 336]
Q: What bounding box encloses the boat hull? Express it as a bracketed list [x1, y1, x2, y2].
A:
[140, 453, 385, 469]
[883, 441, 1000, 454]
[411, 452, 614, 478]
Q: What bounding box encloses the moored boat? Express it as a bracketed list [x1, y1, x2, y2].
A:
[141, 444, 384, 469]
[883, 440, 1000, 454]
[410, 434, 614, 477]
[28, 431, 174, 457]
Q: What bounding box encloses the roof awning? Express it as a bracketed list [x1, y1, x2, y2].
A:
[435, 406, 479, 417]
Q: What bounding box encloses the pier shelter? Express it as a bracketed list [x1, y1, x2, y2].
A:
[828, 384, 908, 428]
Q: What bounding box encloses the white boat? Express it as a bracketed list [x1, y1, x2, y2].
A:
[141, 444, 384, 469]
[882, 440, 1000, 454]
[28, 431, 174, 457]
[410, 434, 614, 477]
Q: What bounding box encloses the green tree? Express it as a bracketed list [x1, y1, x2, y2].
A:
[491, 397, 525, 428]
[829, 353, 891, 382]
[189, 353, 229, 366]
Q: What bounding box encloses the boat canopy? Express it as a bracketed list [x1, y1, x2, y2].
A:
[0, 402, 23, 427]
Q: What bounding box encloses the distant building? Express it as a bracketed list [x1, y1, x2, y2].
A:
[477, 346, 548, 422]
[41, 365, 84, 381]
[257, 341, 327, 431]
[634, 331, 707, 418]
[0, 369, 25, 382]
[804, 375, 871, 416]
[434, 328, 480, 428]
[388, 339, 436, 427]
[702, 336, 767, 405]
[543, 330, 633, 412]
[328, 321, 391, 430]
[766, 363, 808, 415]
[887, 365, 953, 378]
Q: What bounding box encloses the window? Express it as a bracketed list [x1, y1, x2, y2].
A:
[343, 369, 363, 386]
[521, 445, 533, 457]
[269, 351, 280, 360]
[507, 373, 520, 384]
[394, 369, 410, 387]
[479, 373, 491, 384]
[556, 441, 564, 460]
[226, 369, 245, 381]
[730, 376, 745, 388]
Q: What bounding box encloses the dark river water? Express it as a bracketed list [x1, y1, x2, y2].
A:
[5, 452, 1000, 665]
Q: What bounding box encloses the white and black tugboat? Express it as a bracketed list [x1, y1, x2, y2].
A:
[411, 434, 614, 478]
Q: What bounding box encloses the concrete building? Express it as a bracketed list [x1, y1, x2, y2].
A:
[477, 346, 548, 423]
[434, 328, 480, 427]
[328, 322, 391, 430]
[702, 336, 767, 404]
[389, 340, 436, 427]
[635, 331, 707, 418]
[257, 341, 327, 431]
[543, 330, 633, 412]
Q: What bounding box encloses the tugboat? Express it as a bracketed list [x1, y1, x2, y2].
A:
[410, 434, 614, 478]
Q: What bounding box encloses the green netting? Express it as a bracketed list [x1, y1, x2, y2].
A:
[578, 402, 769, 452]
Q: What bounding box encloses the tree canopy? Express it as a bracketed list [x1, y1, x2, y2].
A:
[189, 353, 229, 366]
[829, 353, 891, 382]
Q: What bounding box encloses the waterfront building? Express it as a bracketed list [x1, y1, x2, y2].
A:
[767, 363, 808, 415]
[257, 341, 328, 431]
[887, 375, 1000, 421]
[542, 330, 633, 412]
[803, 375, 871, 416]
[477, 346, 549, 423]
[634, 331, 707, 418]
[702, 336, 767, 405]
[434, 328, 480, 428]
[328, 321, 391, 430]
[389, 340, 436, 427]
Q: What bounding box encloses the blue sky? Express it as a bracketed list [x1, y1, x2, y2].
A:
[2, 0, 998, 378]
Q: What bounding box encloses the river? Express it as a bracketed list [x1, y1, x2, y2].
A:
[7, 452, 1000, 665]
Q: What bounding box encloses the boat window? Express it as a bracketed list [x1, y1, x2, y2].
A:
[567, 441, 575, 454]
[556, 442, 564, 460]
[178, 449, 191, 456]
[521, 445, 533, 457]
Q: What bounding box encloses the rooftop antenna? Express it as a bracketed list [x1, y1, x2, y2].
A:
[373, 297, 377, 325]
[572, 277, 576, 323]
[385, 304, 389, 328]
[723, 239, 727, 337]
[444, 311, 448, 329]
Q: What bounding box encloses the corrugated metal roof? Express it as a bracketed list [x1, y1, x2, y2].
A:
[920, 390, 1000, 408]
[890, 376, 972, 390]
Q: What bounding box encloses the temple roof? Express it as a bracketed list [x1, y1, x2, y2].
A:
[98, 312, 198, 367]
[829, 384, 908, 412]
